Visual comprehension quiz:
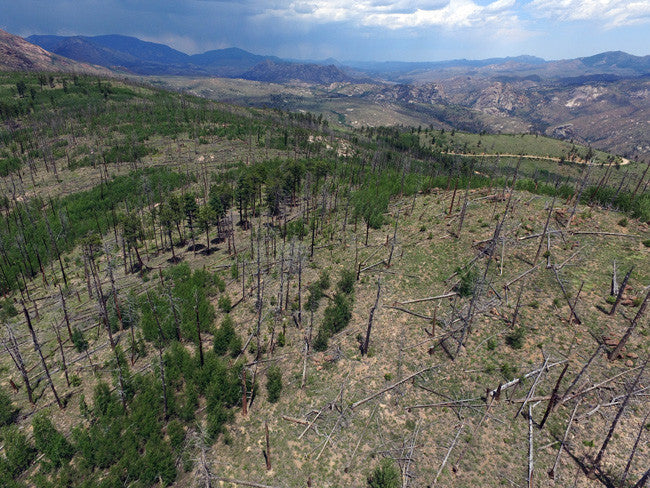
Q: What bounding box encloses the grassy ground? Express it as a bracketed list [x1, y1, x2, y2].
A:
[423, 130, 616, 165]
[5, 180, 648, 487]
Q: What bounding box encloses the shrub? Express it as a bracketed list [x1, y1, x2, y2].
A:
[71, 328, 88, 352]
[167, 420, 185, 451]
[218, 295, 232, 313]
[456, 267, 478, 297]
[312, 330, 329, 352]
[0, 388, 17, 427]
[505, 327, 526, 350]
[368, 459, 400, 488]
[32, 413, 75, 468]
[617, 217, 628, 227]
[213, 315, 238, 356]
[0, 425, 36, 476]
[318, 270, 331, 291]
[322, 293, 352, 336]
[266, 365, 283, 403]
[337, 269, 356, 295]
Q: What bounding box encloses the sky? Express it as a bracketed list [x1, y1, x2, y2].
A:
[0, 0, 648, 62]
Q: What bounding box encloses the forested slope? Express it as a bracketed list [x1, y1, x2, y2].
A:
[0, 71, 648, 488]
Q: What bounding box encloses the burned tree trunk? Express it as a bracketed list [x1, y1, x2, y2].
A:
[263, 420, 271, 471]
[24, 305, 63, 408]
[608, 289, 649, 361]
[533, 194, 556, 266]
[591, 359, 647, 477]
[51, 321, 70, 387]
[59, 285, 73, 341]
[3, 325, 34, 404]
[609, 267, 634, 316]
[195, 292, 204, 367]
[361, 278, 381, 356]
[538, 363, 569, 429]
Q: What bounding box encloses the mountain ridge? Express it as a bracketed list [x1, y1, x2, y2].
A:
[0, 29, 111, 75]
[26, 33, 649, 81]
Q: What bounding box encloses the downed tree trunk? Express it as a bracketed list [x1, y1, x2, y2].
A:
[351, 367, 434, 410]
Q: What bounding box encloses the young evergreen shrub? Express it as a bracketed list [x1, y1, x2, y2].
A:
[368, 459, 400, 488]
[213, 273, 226, 293]
[218, 295, 232, 313]
[140, 436, 177, 486]
[0, 387, 17, 426]
[306, 282, 324, 311]
[266, 365, 283, 403]
[0, 425, 36, 477]
[206, 402, 230, 441]
[179, 382, 198, 423]
[505, 327, 526, 350]
[322, 293, 352, 336]
[71, 328, 88, 352]
[318, 270, 331, 291]
[456, 267, 478, 297]
[277, 330, 286, 347]
[32, 413, 75, 468]
[312, 330, 329, 352]
[337, 269, 356, 295]
[213, 314, 238, 356]
[167, 420, 185, 451]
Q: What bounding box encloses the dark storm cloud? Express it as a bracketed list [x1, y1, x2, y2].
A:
[0, 1, 648, 61]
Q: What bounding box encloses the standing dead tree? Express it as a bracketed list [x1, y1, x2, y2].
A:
[2, 324, 34, 404]
[24, 304, 63, 409]
[620, 411, 650, 487]
[589, 358, 647, 478]
[552, 267, 581, 324]
[533, 193, 557, 266]
[539, 363, 569, 429]
[608, 266, 634, 316]
[361, 277, 381, 356]
[51, 320, 70, 388]
[528, 404, 534, 488]
[608, 289, 649, 361]
[548, 399, 580, 480]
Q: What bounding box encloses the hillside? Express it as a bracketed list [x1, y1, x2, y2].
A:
[27, 34, 281, 77]
[19, 31, 650, 157]
[0, 71, 648, 488]
[241, 60, 358, 84]
[0, 30, 110, 75]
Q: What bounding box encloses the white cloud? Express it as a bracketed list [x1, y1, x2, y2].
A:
[258, 0, 520, 29]
[529, 0, 650, 27]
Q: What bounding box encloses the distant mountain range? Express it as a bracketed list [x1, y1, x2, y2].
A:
[26, 34, 287, 78]
[2, 30, 648, 157]
[24, 33, 650, 83]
